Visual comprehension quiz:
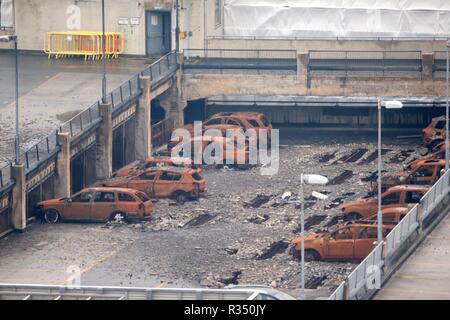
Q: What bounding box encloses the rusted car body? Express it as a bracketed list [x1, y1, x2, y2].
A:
[168, 135, 251, 168]
[204, 112, 273, 142]
[113, 156, 200, 178]
[373, 160, 447, 192]
[422, 116, 447, 147]
[99, 167, 206, 203]
[364, 207, 410, 224]
[36, 187, 153, 223]
[339, 185, 429, 220]
[407, 142, 445, 170]
[291, 223, 394, 261]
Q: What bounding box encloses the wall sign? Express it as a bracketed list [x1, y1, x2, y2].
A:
[71, 134, 96, 158]
[113, 105, 136, 129]
[130, 17, 140, 26]
[118, 18, 130, 25]
[26, 162, 56, 192]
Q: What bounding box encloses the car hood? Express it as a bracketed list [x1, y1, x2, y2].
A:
[38, 198, 64, 206]
[340, 197, 375, 209]
[292, 233, 324, 246]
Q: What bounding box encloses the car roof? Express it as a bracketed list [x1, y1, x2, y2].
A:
[83, 187, 139, 194]
[143, 166, 193, 174]
[387, 184, 430, 192]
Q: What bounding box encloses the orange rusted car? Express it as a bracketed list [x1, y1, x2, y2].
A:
[168, 135, 251, 168]
[99, 167, 206, 203]
[422, 116, 447, 147]
[176, 123, 242, 138]
[364, 207, 410, 224]
[204, 112, 273, 142]
[36, 187, 153, 223]
[113, 156, 200, 178]
[407, 141, 445, 170]
[373, 159, 448, 192]
[339, 185, 429, 221]
[291, 222, 394, 261]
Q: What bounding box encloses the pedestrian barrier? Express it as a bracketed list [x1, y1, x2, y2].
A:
[328, 169, 450, 300]
[44, 31, 124, 60]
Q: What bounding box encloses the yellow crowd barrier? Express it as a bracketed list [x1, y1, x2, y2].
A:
[44, 31, 124, 60]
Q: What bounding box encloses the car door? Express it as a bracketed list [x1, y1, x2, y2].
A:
[381, 191, 401, 209]
[405, 191, 424, 205]
[153, 171, 183, 198]
[89, 191, 117, 221]
[127, 171, 156, 196]
[354, 227, 377, 260]
[62, 191, 93, 220]
[326, 227, 355, 260]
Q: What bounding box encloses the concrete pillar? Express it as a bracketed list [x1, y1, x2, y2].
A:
[11, 164, 26, 231]
[297, 52, 309, 81]
[422, 53, 434, 80]
[96, 103, 113, 180]
[135, 76, 152, 159]
[55, 132, 71, 198]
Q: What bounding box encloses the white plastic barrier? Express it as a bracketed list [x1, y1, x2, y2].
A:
[328, 282, 345, 300]
[421, 169, 450, 220]
[385, 204, 419, 257]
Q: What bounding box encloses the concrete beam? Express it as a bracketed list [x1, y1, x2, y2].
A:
[55, 132, 71, 198]
[136, 76, 152, 159]
[11, 164, 26, 231]
[96, 103, 113, 180]
[297, 52, 309, 81]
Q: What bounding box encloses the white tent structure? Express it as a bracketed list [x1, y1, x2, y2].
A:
[0, 0, 14, 28]
[224, 0, 450, 38]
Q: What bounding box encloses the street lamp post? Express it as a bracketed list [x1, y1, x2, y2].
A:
[299, 174, 329, 300]
[101, 0, 107, 104]
[175, 0, 180, 52]
[446, 39, 450, 171]
[377, 99, 403, 243]
[0, 35, 20, 165]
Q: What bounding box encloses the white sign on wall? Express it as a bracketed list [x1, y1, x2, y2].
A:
[118, 17, 130, 26]
[130, 17, 140, 26]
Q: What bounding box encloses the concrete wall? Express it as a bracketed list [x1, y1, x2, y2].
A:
[14, 0, 173, 55]
[182, 73, 446, 102]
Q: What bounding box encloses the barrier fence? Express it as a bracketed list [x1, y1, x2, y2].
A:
[141, 51, 179, 86]
[329, 169, 450, 300]
[20, 131, 59, 172]
[183, 49, 298, 71]
[44, 31, 124, 60]
[59, 102, 101, 138]
[309, 50, 423, 77]
[152, 117, 175, 150]
[0, 164, 11, 189]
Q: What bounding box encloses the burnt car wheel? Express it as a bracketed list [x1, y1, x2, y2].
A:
[305, 250, 321, 262]
[173, 191, 188, 205]
[345, 212, 363, 221]
[110, 212, 128, 224]
[44, 209, 60, 224]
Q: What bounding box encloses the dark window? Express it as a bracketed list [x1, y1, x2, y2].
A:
[260, 116, 270, 127]
[136, 192, 150, 202]
[248, 119, 260, 128]
[159, 172, 182, 181]
[435, 121, 446, 130]
[334, 228, 353, 240]
[118, 193, 136, 202]
[205, 118, 222, 126]
[215, 0, 222, 25]
[140, 173, 156, 180]
[406, 191, 423, 204]
[227, 119, 241, 127]
[94, 192, 115, 203]
[381, 192, 400, 205]
[71, 192, 93, 203]
[414, 167, 433, 177]
[192, 173, 203, 181]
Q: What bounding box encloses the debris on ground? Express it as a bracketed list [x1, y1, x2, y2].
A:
[221, 271, 242, 285]
[183, 213, 216, 228]
[243, 194, 272, 208]
[256, 241, 290, 260]
[327, 170, 354, 185]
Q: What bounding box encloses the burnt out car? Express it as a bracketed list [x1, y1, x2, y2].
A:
[168, 135, 251, 169]
[339, 185, 429, 221]
[36, 187, 153, 223]
[407, 141, 445, 170]
[364, 207, 410, 224]
[373, 159, 448, 192]
[291, 222, 394, 261]
[113, 156, 200, 178]
[422, 116, 447, 147]
[99, 167, 206, 203]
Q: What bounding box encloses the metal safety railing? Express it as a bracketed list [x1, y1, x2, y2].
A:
[308, 50, 422, 77]
[59, 102, 101, 138]
[141, 51, 179, 87]
[20, 131, 59, 173]
[152, 116, 175, 149]
[183, 49, 298, 71]
[0, 283, 286, 300]
[107, 75, 140, 111]
[328, 169, 450, 300]
[0, 163, 11, 189]
[44, 31, 124, 60]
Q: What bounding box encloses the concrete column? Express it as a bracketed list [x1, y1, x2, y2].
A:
[96, 103, 113, 180]
[297, 52, 309, 81]
[11, 164, 26, 231]
[422, 53, 434, 80]
[55, 132, 71, 198]
[135, 76, 152, 159]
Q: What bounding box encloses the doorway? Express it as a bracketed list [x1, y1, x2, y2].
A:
[146, 10, 172, 56]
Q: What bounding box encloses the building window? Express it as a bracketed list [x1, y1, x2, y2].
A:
[215, 0, 222, 26]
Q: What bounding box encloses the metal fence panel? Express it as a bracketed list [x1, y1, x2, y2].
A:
[0, 164, 11, 189]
